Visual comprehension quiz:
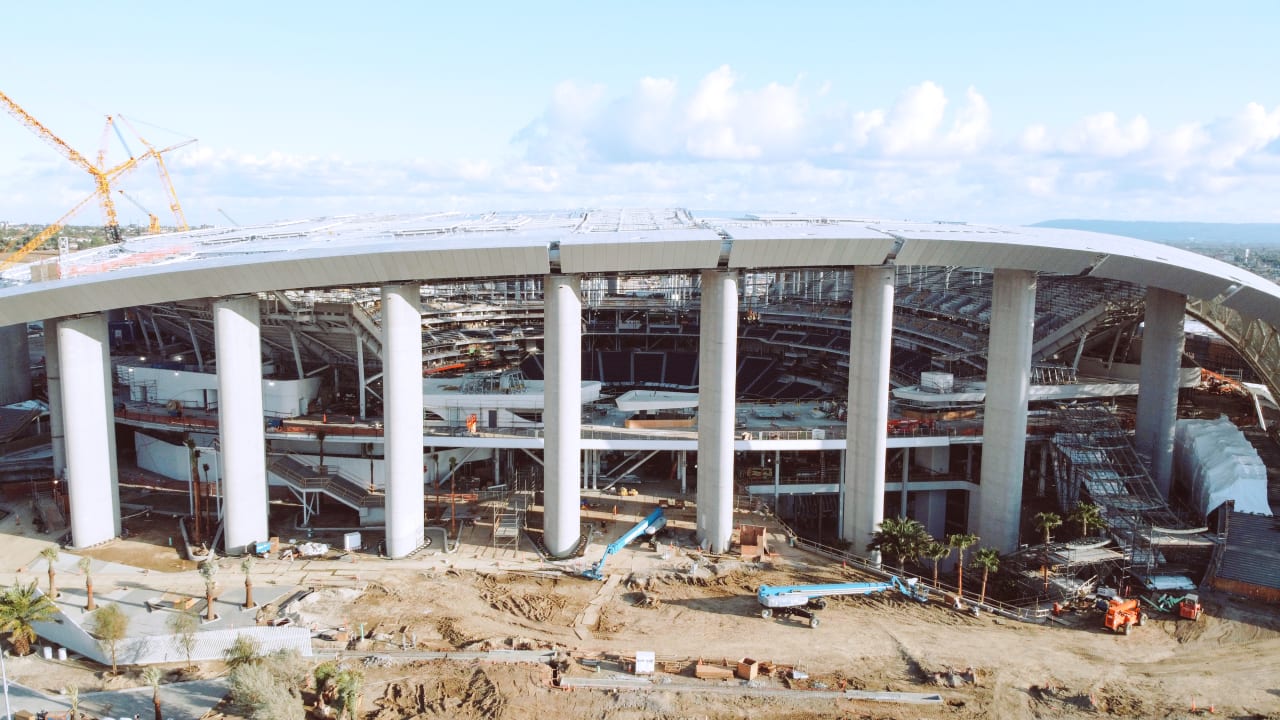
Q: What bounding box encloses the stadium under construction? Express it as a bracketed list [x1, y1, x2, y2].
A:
[0, 209, 1278, 603]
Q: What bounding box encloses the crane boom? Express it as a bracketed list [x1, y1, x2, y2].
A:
[118, 115, 192, 230]
[0, 90, 123, 242]
[0, 149, 153, 274]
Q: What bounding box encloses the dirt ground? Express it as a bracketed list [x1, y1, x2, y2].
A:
[8, 502, 1280, 720]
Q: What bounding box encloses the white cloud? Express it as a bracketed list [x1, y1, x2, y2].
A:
[1058, 112, 1151, 157]
[9, 73, 1280, 227]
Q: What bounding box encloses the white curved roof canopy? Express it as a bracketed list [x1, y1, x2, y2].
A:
[1, 209, 1278, 329]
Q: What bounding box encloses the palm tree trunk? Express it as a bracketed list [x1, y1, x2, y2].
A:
[244, 577, 253, 609]
[153, 690, 163, 720]
[980, 569, 990, 604]
[206, 588, 215, 621]
[956, 554, 965, 598]
[932, 561, 939, 587]
[86, 577, 95, 611]
[48, 568, 56, 599]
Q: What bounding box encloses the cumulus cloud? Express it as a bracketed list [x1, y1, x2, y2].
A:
[8, 69, 1280, 226]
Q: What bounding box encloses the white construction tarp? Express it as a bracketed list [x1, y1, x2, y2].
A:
[1174, 416, 1272, 517]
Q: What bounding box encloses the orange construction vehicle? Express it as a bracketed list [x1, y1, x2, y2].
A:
[1177, 594, 1203, 621]
[1103, 597, 1146, 635]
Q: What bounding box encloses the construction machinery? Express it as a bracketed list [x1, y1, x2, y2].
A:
[756, 576, 930, 628]
[1103, 596, 1146, 635]
[1144, 592, 1203, 620]
[582, 507, 665, 580]
[118, 190, 161, 234]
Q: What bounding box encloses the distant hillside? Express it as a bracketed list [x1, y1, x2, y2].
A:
[1033, 219, 1280, 247]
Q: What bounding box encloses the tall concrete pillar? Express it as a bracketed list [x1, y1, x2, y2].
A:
[213, 297, 269, 553]
[697, 270, 737, 553]
[842, 266, 894, 559]
[544, 275, 582, 557]
[58, 314, 120, 547]
[978, 269, 1036, 553]
[382, 284, 425, 558]
[0, 324, 31, 405]
[1135, 287, 1186, 497]
[45, 320, 66, 479]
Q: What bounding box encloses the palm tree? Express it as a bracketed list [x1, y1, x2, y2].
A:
[40, 547, 59, 599]
[1068, 502, 1105, 539]
[185, 437, 203, 544]
[971, 548, 1001, 605]
[0, 581, 57, 655]
[65, 686, 79, 720]
[919, 541, 950, 588]
[867, 516, 928, 572]
[946, 533, 979, 598]
[78, 556, 95, 611]
[335, 668, 363, 720]
[199, 559, 218, 621]
[241, 556, 255, 609]
[1033, 511, 1063, 546]
[143, 665, 164, 720]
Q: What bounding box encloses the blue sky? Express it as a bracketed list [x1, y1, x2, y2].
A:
[2, 1, 1279, 227]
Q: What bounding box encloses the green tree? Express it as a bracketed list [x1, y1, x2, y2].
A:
[1033, 511, 1063, 546]
[167, 609, 200, 669]
[971, 548, 1001, 605]
[78, 556, 95, 611]
[867, 516, 929, 572]
[199, 559, 218, 621]
[919, 540, 951, 588]
[224, 634, 262, 670]
[241, 556, 255, 609]
[40, 547, 59, 599]
[89, 603, 129, 674]
[1068, 502, 1105, 538]
[143, 665, 164, 720]
[946, 533, 979, 599]
[0, 581, 57, 655]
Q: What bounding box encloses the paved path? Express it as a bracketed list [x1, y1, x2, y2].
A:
[1, 678, 228, 720]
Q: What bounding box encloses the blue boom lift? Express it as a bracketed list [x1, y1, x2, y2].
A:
[756, 576, 930, 628]
[582, 507, 666, 580]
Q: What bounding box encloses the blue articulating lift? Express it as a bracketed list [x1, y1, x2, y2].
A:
[756, 575, 930, 628]
[582, 507, 666, 580]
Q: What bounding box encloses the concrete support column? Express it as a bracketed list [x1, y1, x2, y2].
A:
[841, 266, 894, 559]
[0, 324, 32, 405]
[678, 450, 687, 495]
[213, 297, 269, 554]
[45, 321, 67, 479]
[978, 269, 1037, 553]
[58, 314, 120, 547]
[697, 270, 738, 553]
[1135, 287, 1186, 497]
[544, 275, 582, 557]
[382, 284, 425, 558]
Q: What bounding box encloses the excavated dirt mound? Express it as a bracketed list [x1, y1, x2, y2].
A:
[373, 664, 506, 720]
[476, 574, 570, 623]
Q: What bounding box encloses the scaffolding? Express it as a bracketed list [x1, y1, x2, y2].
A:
[1049, 403, 1209, 575]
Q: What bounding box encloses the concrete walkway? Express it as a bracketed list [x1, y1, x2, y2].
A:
[1, 678, 228, 720]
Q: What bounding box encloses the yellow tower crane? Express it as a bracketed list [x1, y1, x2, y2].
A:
[0, 137, 194, 273]
[0, 90, 125, 243]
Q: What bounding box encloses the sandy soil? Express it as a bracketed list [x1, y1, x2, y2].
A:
[5, 507, 1280, 719]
